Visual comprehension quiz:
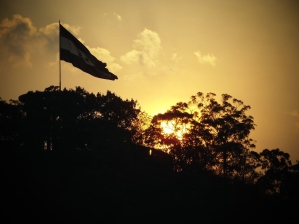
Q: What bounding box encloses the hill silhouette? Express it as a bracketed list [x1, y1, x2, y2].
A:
[1, 86, 298, 222]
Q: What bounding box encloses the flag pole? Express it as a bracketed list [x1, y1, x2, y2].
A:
[59, 20, 61, 91]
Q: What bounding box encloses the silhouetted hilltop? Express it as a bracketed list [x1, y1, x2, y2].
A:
[2, 148, 298, 223]
[1, 86, 299, 222]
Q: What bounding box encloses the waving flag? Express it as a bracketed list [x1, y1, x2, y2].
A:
[59, 24, 118, 80]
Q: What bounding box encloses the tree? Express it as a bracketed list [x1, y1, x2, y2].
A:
[257, 148, 292, 195]
[192, 92, 256, 178]
[131, 111, 152, 145]
[144, 92, 257, 180]
[17, 86, 142, 152]
[0, 98, 25, 149]
[91, 90, 141, 149]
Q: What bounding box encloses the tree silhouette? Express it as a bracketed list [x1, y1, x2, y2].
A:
[15, 86, 142, 152]
[0, 97, 26, 149]
[144, 92, 258, 180]
[193, 92, 256, 178]
[131, 111, 152, 145]
[257, 148, 293, 195]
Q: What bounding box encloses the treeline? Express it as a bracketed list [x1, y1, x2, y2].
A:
[1, 86, 299, 222]
[143, 92, 299, 196]
[1, 85, 142, 151]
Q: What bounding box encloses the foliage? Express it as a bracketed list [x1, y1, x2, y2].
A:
[1, 86, 142, 152]
[0, 97, 26, 149]
[144, 92, 259, 181]
[257, 149, 298, 197]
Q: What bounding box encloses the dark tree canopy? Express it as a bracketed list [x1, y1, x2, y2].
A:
[145, 92, 258, 181]
[257, 148, 297, 196]
[1, 86, 143, 152]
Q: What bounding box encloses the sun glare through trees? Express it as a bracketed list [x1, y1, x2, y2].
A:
[160, 121, 188, 141]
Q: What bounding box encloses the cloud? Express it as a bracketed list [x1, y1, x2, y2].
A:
[121, 28, 161, 68]
[39, 23, 58, 38]
[8, 52, 32, 67]
[171, 53, 182, 63]
[291, 110, 299, 118]
[290, 110, 299, 129]
[157, 52, 184, 76]
[172, 53, 178, 60]
[39, 23, 81, 39]
[194, 51, 217, 66]
[120, 32, 185, 79]
[0, 14, 119, 73]
[114, 12, 122, 21]
[0, 15, 82, 67]
[89, 47, 122, 73]
[0, 14, 37, 67]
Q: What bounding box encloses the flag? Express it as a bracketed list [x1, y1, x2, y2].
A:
[59, 24, 118, 80]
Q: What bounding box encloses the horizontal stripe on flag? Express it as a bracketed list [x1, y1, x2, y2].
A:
[59, 24, 118, 80]
[60, 48, 116, 80]
[60, 36, 95, 66]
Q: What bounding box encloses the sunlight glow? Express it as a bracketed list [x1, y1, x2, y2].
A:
[161, 121, 187, 140]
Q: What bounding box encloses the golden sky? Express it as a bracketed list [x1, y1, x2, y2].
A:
[1, 0, 299, 161]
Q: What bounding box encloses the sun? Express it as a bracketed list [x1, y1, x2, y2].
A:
[160, 121, 185, 140]
[161, 121, 174, 134]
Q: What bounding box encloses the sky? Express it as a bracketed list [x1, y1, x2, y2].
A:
[1, 0, 299, 161]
